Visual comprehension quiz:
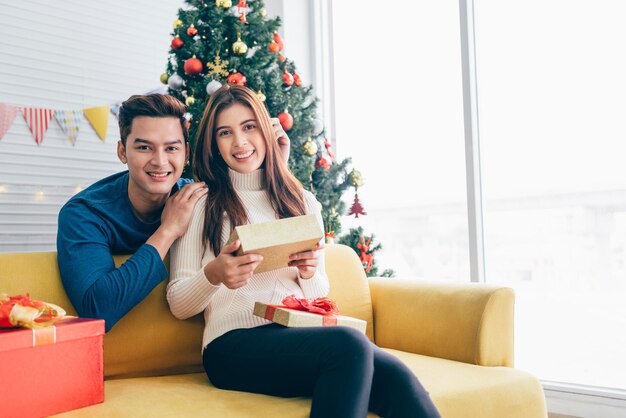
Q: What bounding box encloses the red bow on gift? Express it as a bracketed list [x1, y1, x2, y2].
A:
[0, 293, 67, 329]
[281, 294, 339, 316]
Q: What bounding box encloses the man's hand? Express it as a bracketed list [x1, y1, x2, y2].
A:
[161, 182, 208, 238]
[271, 117, 290, 164]
[204, 240, 264, 288]
[288, 242, 325, 280]
[147, 182, 207, 259]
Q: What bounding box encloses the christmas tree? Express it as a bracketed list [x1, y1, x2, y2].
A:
[161, 0, 392, 276]
[338, 227, 395, 278]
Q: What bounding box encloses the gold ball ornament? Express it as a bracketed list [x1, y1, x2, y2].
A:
[256, 90, 266, 102]
[232, 33, 248, 56]
[160, 72, 169, 84]
[216, 0, 232, 8]
[303, 138, 318, 156]
[260, 9, 267, 17]
[173, 19, 183, 29]
[185, 97, 196, 106]
[349, 169, 365, 188]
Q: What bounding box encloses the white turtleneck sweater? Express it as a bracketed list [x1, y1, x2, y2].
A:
[167, 169, 329, 350]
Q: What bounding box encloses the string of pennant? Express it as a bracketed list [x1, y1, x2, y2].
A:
[0, 87, 165, 146]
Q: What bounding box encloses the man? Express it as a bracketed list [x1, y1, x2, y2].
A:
[57, 93, 290, 332]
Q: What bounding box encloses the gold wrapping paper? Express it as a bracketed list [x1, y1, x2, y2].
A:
[253, 301, 367, 333]
[227, 214, 324, 273]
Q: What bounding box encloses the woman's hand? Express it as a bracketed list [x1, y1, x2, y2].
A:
[271, 117, 290, 164]
[288, 242, 325, 280]
[203, 240, 263, 289]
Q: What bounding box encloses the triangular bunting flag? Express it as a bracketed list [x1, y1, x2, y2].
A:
[0, 103, 19, 140]
[83, 106, 110, 142]
[54, 110, 82, 145]
[22, 107, 54, 145]
[110, 102, 122, 119]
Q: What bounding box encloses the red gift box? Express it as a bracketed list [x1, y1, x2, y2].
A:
[0, 318, 105, 417]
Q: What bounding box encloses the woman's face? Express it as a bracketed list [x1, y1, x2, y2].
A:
[214, 102, 267, 174]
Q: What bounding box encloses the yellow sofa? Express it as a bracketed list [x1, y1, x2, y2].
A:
[0, 244, 547, 418]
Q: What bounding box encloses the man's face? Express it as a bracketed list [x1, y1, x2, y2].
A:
[117, 116, 188, 201]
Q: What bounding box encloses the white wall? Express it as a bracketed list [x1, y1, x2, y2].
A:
[0, 0, 314, 253]
[0, 0, 184, 252]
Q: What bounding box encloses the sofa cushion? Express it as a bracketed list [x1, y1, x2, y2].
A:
[52, 348, 545, 418]
[324, 244, 374, 341]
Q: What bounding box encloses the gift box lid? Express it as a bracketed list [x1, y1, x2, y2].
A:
[0, 317, 104, 352]
[228, 214, 324, 273]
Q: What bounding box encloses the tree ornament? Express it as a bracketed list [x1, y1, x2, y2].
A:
[160, 72, 169, 84]
[256, 90, 266, 102]
[315, 156, 331, 171]
[206, 55, 230, 78]
[356, 236, 374, 273]
[171, 36, 183, 50]
[206, 79, 223, 95]
[173, 19, 183, 29]
[184, 56, 203, 76]
[268, 41, 280, 53]
[282, 69, 294, 87]
[302, 137, 318, 156]
[348, 193, 367, 218]
[274, 32, 284, 50]
[278, 54, 286, 63]
[185, 96, 196, 106]
[238, 0, 249, 23]
[293, 72, 302, 87]
[186, 24, 198, 37]
[216, 0, 232, 8]
[167, 74, 184, 90]
[349, 169, 365, 188]
[324, 137, 336, 161]
[259, 8, 267, 17]
[278, 111, 294, 131]
[232, 32, 248, 55]
[227, 71, 247, 86]
[312, 118, 324, 136]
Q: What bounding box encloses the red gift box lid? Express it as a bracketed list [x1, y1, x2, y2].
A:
[0, 317, 104, 352]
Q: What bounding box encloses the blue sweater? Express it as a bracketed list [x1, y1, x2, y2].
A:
[57, 171, 192, 332]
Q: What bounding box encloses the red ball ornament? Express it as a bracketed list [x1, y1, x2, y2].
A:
[171, 36, 183, 50]
[268, 41, 280, 53]
[227, 72, 247, 86]
[282, 69, 294, 87]
[187, 25, 198, 37]
[293, 72, 302, 87]
[273, 32, 284, 50]
[184, 57, 203, 76]
[315, 156, 331, 171]
[278, 54, 286, 63]
[278, 111, 294, 131]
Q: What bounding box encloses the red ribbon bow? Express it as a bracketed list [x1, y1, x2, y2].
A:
[281, 294, 339, 316]
[0, 293, 66, 328]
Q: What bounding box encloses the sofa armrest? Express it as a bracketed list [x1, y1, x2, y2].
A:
[369, 278, 514, 367]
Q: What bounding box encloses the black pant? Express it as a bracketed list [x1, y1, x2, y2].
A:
[203, 324, 441, 418]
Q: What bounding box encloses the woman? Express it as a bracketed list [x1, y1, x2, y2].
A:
[166, 85, 441, 418]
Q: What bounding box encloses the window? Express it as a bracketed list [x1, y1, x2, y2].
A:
[331, 1, 469, 280]
[475, 0, 626, 389]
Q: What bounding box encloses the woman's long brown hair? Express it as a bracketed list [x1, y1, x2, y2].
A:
[193, 84, 307, 255]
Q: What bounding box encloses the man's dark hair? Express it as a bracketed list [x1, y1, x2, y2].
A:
[118, 94, 188, 145]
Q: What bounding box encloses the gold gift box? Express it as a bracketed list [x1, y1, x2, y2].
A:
[253, 301, 367, 334]
[227, 214, 324, 274]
